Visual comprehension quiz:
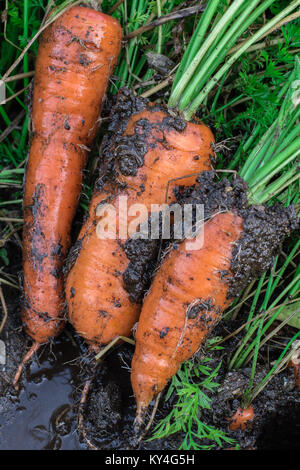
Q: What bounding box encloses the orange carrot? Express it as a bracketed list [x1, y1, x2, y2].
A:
[131, 211, 243, 422]
[228, 405, 255, 431]
[14, 6, 122, 386]
[65, 96, 215, 351]
[130, 174, 298, 423]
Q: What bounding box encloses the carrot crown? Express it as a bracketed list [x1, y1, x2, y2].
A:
[168, 0, 300, 121]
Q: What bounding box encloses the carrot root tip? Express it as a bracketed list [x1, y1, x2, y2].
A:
[227, 404, 255, 431]
[12, 342, 41, 390]
[78, 376, 100, 450]
[133, 406, 148, 433]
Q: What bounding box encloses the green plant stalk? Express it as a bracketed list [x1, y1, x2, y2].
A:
[245, 274, 266, 332]
[242, 317, 264, 406]
[229, 310, 263, 370]
[169, 0, 247, 108]
[248, 144, 300, 199]
[240, 120, 278, 180]
[20, 114, 29, 152]
[229, 246, 299, 370]
[0, 200, 22, 207]
[242, 262, 278, 380]
[274, 122, 300, 157]
[0, 149, 18, 168]
[255, 168, 300, 203]
[209, 71, 229, 114]
[23, 0, 29, 89]
[270, 241, 300, 295]
[244, 305, 300, 368]
[244, 108, 300, 185]
[240, 113, 300, 184]
[234, 274, 300, 369]
[0, 169, 25, 176]
[156, 0, 162, 54]
[177, 0, 265, 111]
[236, 60, 300, 204]
[183, 0, 300, 119]
[171, 0, 220, 91]
[228, 124, 261, 171]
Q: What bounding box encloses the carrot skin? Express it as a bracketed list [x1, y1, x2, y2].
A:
[66, 106, 215, 349]
[22, 6, 122, 344]
[228, 405, 255, 431]
[131, 212, 244, 420]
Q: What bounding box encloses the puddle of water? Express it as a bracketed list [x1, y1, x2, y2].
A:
[0, 337, 84, 450]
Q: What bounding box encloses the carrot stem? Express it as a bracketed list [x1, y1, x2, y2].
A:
[171, 0, 220, 92]
[169, 0, 246, 109]
[176, 0, 263, 112]
[181, 0, 300, 120]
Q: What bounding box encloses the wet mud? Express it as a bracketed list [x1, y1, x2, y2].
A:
[176, 171, 298, 298]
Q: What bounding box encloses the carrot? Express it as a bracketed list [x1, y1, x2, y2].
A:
[14, 6, 122, 386]
[131, 61, 300, 423]
[65, 92, 215, 350]
[131, 181, 298, 423]
[227, 405, 255, 431]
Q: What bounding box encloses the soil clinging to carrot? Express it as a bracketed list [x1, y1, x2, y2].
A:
[121, 171, 298, 306]
[94, 88, 193, 187]
[175, 171, 298, 298]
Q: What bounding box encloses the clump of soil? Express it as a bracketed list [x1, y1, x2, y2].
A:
[94, 87, 187, 190]
[206, 363, 300, 450]
[176, 171, 298, 298]
[76, 344, 186, 450]
[121, 171, 298, 306]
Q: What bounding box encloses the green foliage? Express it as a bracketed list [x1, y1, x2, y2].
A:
[149, 339, 235, 450]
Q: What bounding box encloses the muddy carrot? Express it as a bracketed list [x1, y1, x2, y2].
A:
[64, 0, 290, 356]
[13, 6, 122, 387]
